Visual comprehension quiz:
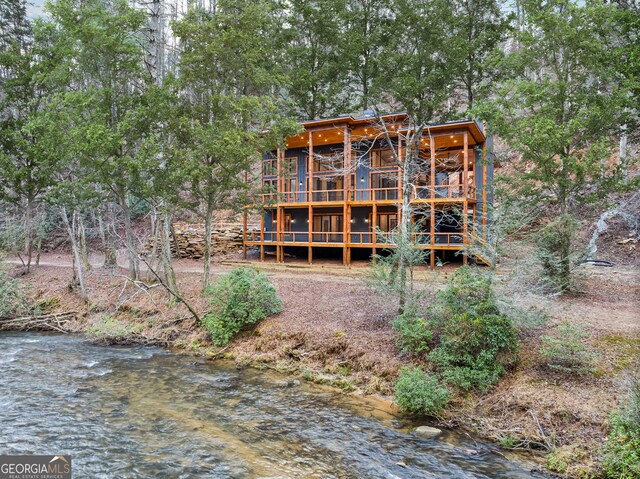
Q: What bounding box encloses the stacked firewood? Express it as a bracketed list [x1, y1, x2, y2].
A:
[145, 223, 245, 259]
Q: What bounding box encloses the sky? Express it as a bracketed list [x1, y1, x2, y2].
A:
[27, 0, 46, 18]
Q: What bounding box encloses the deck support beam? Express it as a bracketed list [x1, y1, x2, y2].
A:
[259, 210, 265, 261]
[430, 139, 436, 269]
[308, 204, 313, 264]
[463, 131, 469, 265]
[372, 202, 377, 260]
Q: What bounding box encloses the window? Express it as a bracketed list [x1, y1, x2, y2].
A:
[313, 214, 343, 242]
[313, 153, 344, 172]
[370, 148, 396, 168]
[369, 213, 398, 232]
[263, 158, 277, 176]
[284, 157, 297, 176]
[263, 178, 278, 197]
[371, 173, 398, 200]
[313, 177, 344, 201]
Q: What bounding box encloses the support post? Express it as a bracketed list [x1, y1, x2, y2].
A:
[463, 200, 469, 265]
[276, 206, 281, 263]
[372, 202, 377, 258]
[308, 204, 313, 264]
[463, 131, 469, 265]
[463, 131, 469, 198]
[308, 130, 313, 202]
[430, 205, 436, 270]
[259, 210, 265, 261]
[242, 208, 247, 260]
[430, 139, 436, 269]
[482, 122, 488, 241]
[343, 202, 348, 266]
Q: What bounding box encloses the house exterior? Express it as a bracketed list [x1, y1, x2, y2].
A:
[242, 112, 494, 267]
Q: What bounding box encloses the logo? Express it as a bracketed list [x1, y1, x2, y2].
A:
[0, 455, 71, 479]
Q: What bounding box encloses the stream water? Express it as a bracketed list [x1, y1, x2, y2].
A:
[0, 332, 538, 478]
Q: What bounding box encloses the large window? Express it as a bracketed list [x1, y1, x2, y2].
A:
[263, 158, 277, 176]
[284, 157, 297, 176]
[313, 176, 343, 201]
[313, 153, 344, 172]
[369, 213, 398, 232]
[371, 172, 398, 200]
[313, 214, 343, 242]
[370, 148, 396, 168]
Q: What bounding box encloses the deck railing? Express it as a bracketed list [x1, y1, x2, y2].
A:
[245, 230, 465, 246]
[259, 185, 476, 204]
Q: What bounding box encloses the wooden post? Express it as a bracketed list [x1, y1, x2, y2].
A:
[463, 131, 469, 265]
[259, 210, 265, 261]
[430, 205, 436, 270]
[430, 138, 436, 200]
[463, 200, 468, 265]
[242, 208, 247, 260]
[343, 202, 348, 266]
[463, 131, 469, 198]
[343, 124, 350, 201]
[308, 130, 313, 202]
[347, 204, 351, 267]
[308, 204, 313, 264]
[482, 122, 488, 241]
[397, 135, 403, 201]
[430, 138, 436, 269]
[276, 206, 281, 263]
[372, 202, 377, 258]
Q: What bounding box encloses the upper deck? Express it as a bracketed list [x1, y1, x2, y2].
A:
[257, 114, 487, 207]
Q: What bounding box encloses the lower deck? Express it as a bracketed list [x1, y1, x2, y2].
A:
[243, 202, 480, 267]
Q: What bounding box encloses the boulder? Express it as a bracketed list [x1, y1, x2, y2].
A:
[415, 426, 442, 439]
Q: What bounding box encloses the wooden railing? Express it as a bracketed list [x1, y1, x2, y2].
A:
[412, 185, 476, 200]
[259, 185, 476, 204]
[245, 230, 465, 246]
[351, 187, 399, 201]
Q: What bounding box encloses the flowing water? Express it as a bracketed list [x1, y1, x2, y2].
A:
[0, 332, 537, 478]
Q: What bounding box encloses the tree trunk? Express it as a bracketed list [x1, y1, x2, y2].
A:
[203, 203, 214, 290]
[118, 193, 140, 280]
[61, 206, 87, 301]
[78, 213, 91, 271]
[161, 210, 179, 302]
[397, 131, 418, 314]
[23, 195, 34, 273]
[103, 202, 118, 268]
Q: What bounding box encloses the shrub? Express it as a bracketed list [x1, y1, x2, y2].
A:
[534, 215, 582, 293]
[391, 267, 519, 392]
[392, 307, 433, 355]
[428, 311, 519, 391]
[602, 375, 640, 479]
[202, 268, 282, 346]
[395, 366, 450, 416]
[539, 321, 598, 375]
[0, 259, 26, 318]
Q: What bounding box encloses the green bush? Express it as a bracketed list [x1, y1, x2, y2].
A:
[392, 307, 434, 354]
[428, 311, 519, 391]
[202, 268, 282, 346]
[539, 321, 598, 375]
[535, 215, 581, 293]
[392, 267, 519, 392]
[395, 366, 450, 416]
[602, 376, 640, 478]
[0, 260, 26, 318]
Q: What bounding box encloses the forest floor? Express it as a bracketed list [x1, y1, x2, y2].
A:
[6, 251, 640, 478]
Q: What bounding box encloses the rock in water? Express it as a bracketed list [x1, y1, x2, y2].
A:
[415, 426, 442, 438]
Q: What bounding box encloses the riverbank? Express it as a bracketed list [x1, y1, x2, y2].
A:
[7, 254, 640, 478]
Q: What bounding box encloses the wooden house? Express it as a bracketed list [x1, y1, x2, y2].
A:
[242, 112, 494, 267]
